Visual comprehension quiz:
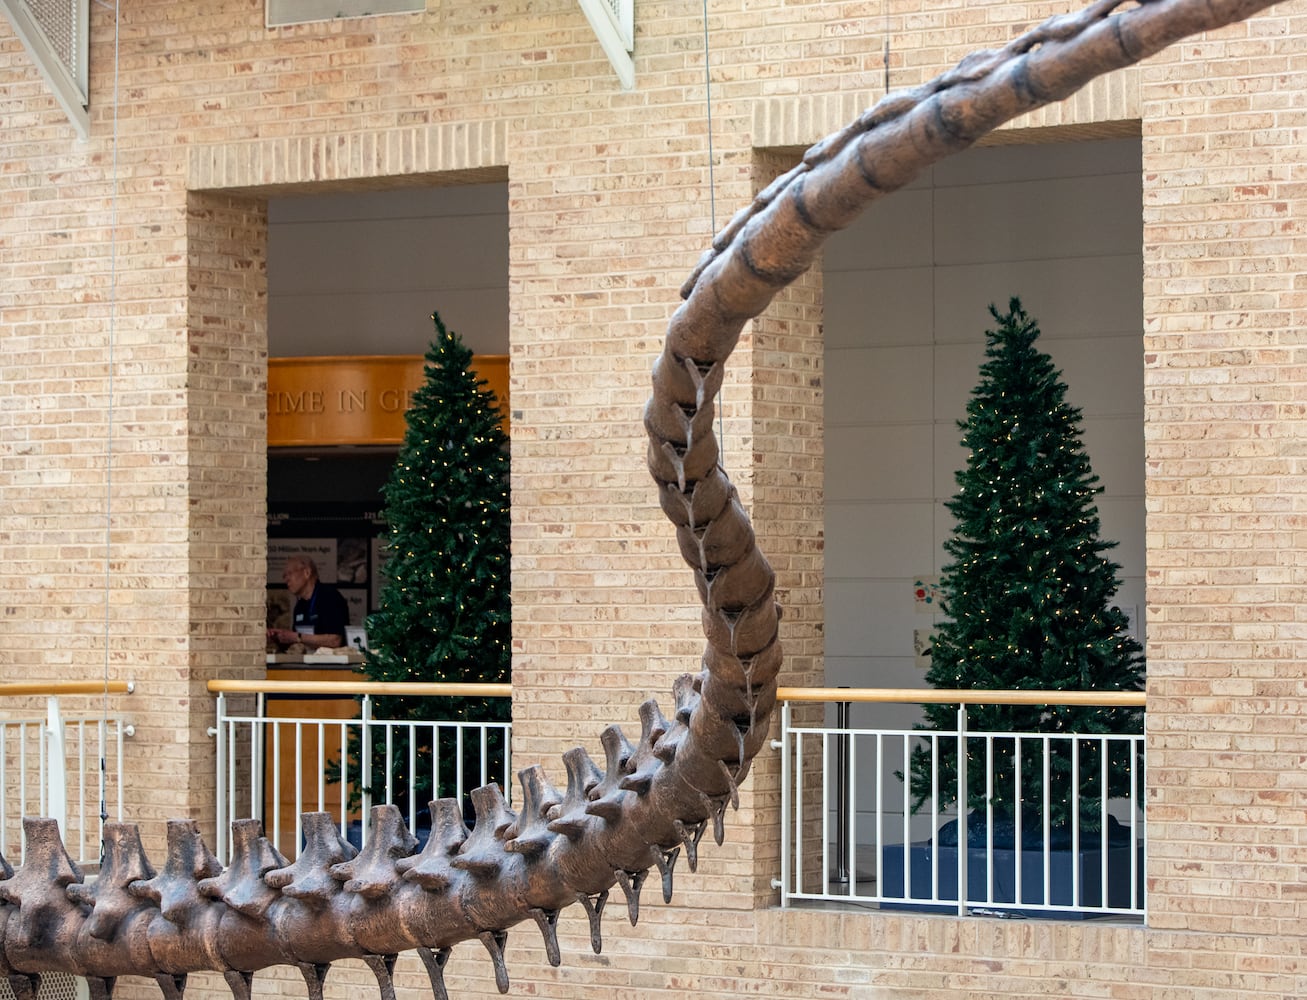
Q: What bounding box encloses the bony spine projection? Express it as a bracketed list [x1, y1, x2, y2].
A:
[0, 1, 1286, 998]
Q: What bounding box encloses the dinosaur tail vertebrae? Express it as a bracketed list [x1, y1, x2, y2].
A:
[0, 0, 1285, 997]
[0, 170, 784, 1000]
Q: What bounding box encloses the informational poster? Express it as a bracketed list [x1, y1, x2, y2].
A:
[268, 538, 338, 584]
[344, 589, 368, 632]
[1121, 604, 1140, 643]
[267, 504, 386, 630]
[371, 538, 392, 610]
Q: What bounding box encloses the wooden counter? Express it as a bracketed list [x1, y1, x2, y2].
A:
[267, 649, 366, 667]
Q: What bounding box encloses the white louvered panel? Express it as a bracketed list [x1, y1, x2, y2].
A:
[0, 972, 87, 1000]
[21, 0, 78, 72]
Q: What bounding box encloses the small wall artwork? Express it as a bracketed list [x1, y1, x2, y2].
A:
[913, 576, 940, 612]
[1120, 604, 1140, 643]
[913, 628, 935, 669]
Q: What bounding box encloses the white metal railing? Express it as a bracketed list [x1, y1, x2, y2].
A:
[0, 680, 135, 866]
[773, 687, 1146, 920]
[208, 679, 512, 862]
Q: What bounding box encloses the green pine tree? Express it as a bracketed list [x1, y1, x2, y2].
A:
[347, 313, 511, 818]
[910, 299, 1144, 830]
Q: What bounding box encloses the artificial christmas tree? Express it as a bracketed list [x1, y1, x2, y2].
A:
[345, 313, 511, 820]
[910, 299, 1144, 831]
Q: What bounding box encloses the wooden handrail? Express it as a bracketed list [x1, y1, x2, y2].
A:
[207, 679, 511, 698]
[0, 680, 133, 698]
[776, 687, 1145, 707]
[206, 679, 1140, 707]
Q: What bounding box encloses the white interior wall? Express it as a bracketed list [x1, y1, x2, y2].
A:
[822, 137, 1145, 840]
[267, 182, 510, 358]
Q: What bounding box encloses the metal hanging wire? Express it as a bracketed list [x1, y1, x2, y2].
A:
[700, 0, 726, 465]
[97, 0, 123, 839]
[884, 0, 892, 94]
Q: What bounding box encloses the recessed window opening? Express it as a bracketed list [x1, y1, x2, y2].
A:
[819, 136, 1146, 907]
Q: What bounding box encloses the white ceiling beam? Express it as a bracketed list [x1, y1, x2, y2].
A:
[577, 0, 634, 91]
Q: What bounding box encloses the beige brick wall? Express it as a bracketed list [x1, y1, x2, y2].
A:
[1141, 3, 1307, 944]
[3, 0, 1307, 998]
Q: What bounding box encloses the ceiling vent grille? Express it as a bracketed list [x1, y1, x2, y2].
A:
[0, 0, 89, 137]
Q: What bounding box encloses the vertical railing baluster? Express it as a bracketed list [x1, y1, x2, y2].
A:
[433, 722, 443, 804]
[295, 721, 306, 843]
[361, 695, 373, 846]
[793, 728, 804, 896]
[925, 732, 936, 903]
[455, 726, 465, 806]
[407, 722, 417, 832]
[214, 692, 228, 860]
[1014, 734, 1024, 907]
[1042, 734, 1052, 908]
[1100, 735, 1110, 910]
[983, 732, 994, 907]
[41, 716, 49, 843]
[22, 721, 31, 825]
[832, 696, 850, 886]
[381, 721, 392, 805]
[1071, 734, 1081, 906]
[1137, 731, 1146, 918]
[316, 719, 327, 812]
[501, 723, 512, 799]
[75, 718, 87, 858]
[775, 700, 791, 904]
[116, 717, 125, 823]
[339, 719, 351, 841]
[435, 722, 443, 806]
[956, 705, 968, 917]
[480, 724, 489, 789]
[872, 731, 883, 901]
[819, 728, 830, 890]
[227, 717, 240, 861]
[270, 723, 282, 854]
[252, 693, 265, 828]
[845, 723, 857, 894]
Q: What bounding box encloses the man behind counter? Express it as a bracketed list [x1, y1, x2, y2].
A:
[267, 555, 349, 650]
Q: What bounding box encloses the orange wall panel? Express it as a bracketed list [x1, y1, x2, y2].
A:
[267, 355, 508, 447]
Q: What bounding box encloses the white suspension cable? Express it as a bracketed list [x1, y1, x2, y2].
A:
[700, 0, 726, 465]
[98, 0, 122, 834]
[884, 0, 892, 94]
[700, 0, 717, 236]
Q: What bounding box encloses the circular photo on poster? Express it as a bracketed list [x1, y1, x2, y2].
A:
[266, 590, 294, 630]
[337, 537, 369, 584]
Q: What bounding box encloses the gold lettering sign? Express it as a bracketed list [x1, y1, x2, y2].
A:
[267, 355, 509, 447]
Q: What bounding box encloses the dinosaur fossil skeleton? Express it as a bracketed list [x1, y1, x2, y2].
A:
[0, 1, 1286, 998]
